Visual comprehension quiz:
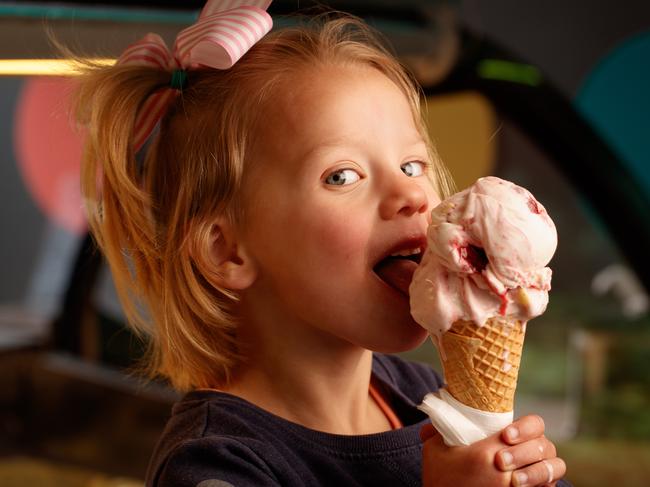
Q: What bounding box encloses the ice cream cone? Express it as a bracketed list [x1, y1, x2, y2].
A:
[439, 316, 525, 413]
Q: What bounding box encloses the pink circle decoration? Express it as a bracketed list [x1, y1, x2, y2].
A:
[14, 77, 86, 235]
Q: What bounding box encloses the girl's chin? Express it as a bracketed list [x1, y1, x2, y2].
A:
[368, 322, 429, 354]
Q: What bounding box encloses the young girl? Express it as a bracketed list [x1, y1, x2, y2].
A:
[74, 1, 569, 485]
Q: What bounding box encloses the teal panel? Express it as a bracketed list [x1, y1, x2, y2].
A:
[575, 31, 650, 193]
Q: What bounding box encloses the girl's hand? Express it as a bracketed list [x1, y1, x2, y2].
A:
[496, 415, 567, 487]
[420, 415, 567, 487]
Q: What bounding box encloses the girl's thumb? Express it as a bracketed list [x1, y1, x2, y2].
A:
[419, 422, 439, 443]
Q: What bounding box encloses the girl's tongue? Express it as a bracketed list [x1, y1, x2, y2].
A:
[374, 257, 419, 295]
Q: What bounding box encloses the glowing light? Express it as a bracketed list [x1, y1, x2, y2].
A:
[0, 58, 115, 76]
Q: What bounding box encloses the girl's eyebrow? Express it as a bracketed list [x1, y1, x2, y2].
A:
[298, 135, 427, 165]
[302, 136, 427, 160]
[300, 136, 356, 160]
[408, 140, 428, 150]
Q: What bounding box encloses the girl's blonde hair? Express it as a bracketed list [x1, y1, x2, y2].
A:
[75, 12, 454, 392]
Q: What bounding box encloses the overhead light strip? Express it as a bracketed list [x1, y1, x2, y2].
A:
[0, 58, 115, 76]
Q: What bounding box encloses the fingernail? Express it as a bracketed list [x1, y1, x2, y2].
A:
[506, 426, 519, 441]
[514, 472, 528, 486]
[500, 451, 513, 468]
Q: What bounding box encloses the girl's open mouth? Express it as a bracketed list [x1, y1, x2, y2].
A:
[373, 240, 424, 296]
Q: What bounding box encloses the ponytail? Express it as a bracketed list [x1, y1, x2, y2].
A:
[75, 60, 246, 390]
[76, 65, 176, 377]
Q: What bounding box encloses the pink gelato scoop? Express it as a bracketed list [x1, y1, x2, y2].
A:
[409, 176, 558, 345]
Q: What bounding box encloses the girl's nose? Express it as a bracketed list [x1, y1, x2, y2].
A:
[379, 175, 429, 220]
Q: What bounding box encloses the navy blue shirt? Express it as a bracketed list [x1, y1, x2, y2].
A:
[146, 354, 572, 486]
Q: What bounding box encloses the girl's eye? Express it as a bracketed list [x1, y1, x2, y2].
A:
[325, 168, 361, 186]
[401, 161, 425, 177]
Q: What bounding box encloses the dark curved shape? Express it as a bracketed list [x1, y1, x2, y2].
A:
[51, 233, 102, 354]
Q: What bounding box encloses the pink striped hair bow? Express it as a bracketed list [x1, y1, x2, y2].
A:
[117, 0, 273, 151]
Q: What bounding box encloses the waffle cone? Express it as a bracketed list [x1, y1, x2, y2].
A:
[439, 317, 525, 412]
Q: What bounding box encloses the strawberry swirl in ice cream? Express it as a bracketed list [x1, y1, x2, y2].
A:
[409, 176, 557, 348]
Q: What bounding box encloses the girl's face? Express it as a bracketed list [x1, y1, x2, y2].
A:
[239, 64, 441, 353]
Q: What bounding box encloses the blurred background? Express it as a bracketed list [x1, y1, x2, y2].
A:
[1, 0, 649, 485]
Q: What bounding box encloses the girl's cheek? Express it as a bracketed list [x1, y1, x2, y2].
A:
[307, 212, 368, 258]
[288, 188, 372, 258]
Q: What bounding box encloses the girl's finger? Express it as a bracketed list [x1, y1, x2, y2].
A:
[419, 422, 438, 442]
[495, 437, 557, 471]
[511, 457, 566, 487]
[502, 414, 546, 445]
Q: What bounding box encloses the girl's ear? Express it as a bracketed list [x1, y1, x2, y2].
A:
[191, 218, 257, 291]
